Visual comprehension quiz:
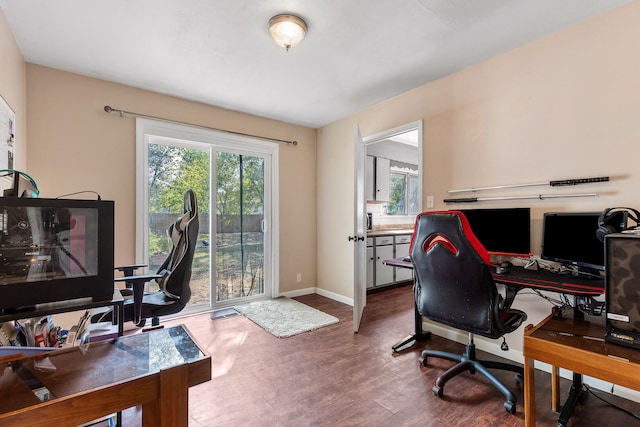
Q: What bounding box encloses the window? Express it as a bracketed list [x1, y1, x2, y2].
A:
[387, 170, 419, 215]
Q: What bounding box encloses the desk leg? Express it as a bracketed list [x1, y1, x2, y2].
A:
[392, 301, 431, 353]
[142, 364, 189, 427]
[558, 373, 585, 427]
[551, 365, 560, 412]
[524, 355, 536, 427]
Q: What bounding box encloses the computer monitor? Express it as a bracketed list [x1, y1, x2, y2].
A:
[541, 211, 626, 273]
[457, 207, 531, 256]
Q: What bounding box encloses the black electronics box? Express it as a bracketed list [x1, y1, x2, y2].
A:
[604, 232, 640, 349]
[0, 197, 114, 311]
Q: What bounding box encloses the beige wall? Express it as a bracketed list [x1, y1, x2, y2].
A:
[25, 64, 317, 294]
[317, 1, 640, 355]
[0, 8, 27, 172]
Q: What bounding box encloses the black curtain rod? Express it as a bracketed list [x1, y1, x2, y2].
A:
[103, 105, 298, 146]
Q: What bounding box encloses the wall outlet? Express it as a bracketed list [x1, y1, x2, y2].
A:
[296, 273, 302, 283]
[427, 195, 434, 208]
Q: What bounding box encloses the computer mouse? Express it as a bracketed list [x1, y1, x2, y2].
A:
[495, 265, 509, 274]
[496, 261, 511, 274]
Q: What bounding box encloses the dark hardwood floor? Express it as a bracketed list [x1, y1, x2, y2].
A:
[122, 285, 640, 426]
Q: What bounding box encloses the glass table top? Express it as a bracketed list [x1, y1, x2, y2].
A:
[0, 325, 206, 414]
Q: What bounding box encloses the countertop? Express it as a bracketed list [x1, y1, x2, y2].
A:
[367, 228, 413, 237]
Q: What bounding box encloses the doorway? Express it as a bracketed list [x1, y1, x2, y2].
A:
[353, 121, 423, 332]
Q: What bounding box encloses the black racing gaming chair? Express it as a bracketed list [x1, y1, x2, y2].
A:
[105, 189, 199, 327]
[410, 210, 527, 414]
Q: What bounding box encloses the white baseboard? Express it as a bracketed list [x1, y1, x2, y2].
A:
[281, 287, 355, 306]
[314, 288, 354, 306]
[279, 287, 316, 298]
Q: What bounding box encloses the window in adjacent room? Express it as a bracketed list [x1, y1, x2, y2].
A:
[387, 167, 419, 216]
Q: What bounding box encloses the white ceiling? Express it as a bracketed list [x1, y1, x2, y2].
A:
[0, 0, 631, 129]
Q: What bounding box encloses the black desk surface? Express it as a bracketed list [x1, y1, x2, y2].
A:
[493, 265, 603, 296]
[382, 258, 604, 296]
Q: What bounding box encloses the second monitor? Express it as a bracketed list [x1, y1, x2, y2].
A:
[541, 211, 625, 274]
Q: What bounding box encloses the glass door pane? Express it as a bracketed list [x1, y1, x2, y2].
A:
[147, 143, 211, 310]
[214, 152, 266, 304]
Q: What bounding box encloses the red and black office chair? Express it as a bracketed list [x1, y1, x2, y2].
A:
[410, 210, 526, 414]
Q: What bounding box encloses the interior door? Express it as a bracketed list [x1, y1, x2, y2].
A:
[353, 125, 367, 332]
[354, 121, 423, 333]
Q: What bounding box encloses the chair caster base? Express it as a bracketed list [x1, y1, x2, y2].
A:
[504, 400, 516, 414]
[432, 385, 443, 397]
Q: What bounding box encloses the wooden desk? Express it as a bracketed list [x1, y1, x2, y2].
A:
[0, 324, 211, 427]
[523, 310, 640, 426]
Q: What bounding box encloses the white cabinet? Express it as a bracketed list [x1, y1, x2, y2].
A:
[366, 239, 374, 289]
[375, 157, 390, 202]
[375, 242, 394, 287]
[366, 233, 414, 290]
[366, 156, 390, 202]
[394, 235, 413, 282]
[365, 155, 375, 201]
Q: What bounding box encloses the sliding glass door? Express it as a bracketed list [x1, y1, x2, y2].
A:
[214, 151, 269, 305]
[137, 119, 277, 314]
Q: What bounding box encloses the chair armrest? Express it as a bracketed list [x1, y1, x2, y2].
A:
[499, 285, 522, 311]
[115, 274, 163, 324]
[115, 264, 148, 277]
[114, 274, 163, 284]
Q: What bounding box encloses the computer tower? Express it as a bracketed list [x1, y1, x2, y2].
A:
[604, 233, 640, 349]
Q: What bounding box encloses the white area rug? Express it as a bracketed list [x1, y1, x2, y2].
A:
[235, 297, 339, 338]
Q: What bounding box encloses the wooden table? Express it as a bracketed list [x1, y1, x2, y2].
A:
[523, 309, 640, 426]
[0, 324, 211, 426]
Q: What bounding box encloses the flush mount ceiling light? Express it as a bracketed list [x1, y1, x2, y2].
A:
[268, 14, 307, 51]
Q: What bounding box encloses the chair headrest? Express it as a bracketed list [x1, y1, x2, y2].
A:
[410, 210, 490, 266]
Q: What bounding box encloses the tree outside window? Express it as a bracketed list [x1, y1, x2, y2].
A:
[387, 171, 419, 215]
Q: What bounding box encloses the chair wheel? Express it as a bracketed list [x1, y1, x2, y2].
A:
[515, 373, 524, 384]
[504, 401, 516, 414]
[432, 385, 443, 397]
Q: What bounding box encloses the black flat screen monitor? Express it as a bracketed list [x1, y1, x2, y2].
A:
[457, 208, 531, 256]
[541, 211, 626, 272]
[0, 197, 114, 311]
